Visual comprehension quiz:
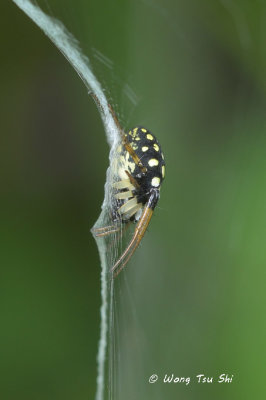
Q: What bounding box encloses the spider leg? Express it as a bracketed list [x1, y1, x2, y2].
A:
[107, 104, 147, 175]
[125, 170, 140, 190]
[95, 171, 139, 237]
[111, 197, 155, 277]
[90, 93, 146, 175]
[113, 179, 135, 190]
[91, 224, 121, 238]
[122, 136, 147, 174]
[107, 103, 123, 132]
[90, 92, 123, 132]
[90, 92, 104, 114]
[92, 221, 133, 262]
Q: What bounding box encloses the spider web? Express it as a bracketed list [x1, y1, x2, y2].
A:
[12, 1, 266, 400]
[12, 2, 140, 400]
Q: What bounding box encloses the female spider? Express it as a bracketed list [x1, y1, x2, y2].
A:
[92, 98, 165, 276]
[110, 126, 165, 275]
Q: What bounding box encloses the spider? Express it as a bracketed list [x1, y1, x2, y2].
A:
[92, 97, 165, 276]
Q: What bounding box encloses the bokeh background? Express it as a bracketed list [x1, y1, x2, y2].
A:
[1, 1, 266, 399]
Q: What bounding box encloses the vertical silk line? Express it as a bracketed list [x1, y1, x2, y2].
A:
[12, 1, 120, 400]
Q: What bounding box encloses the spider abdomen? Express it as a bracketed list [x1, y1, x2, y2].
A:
[113, 126, 165, 221]
[127, 126, 165, 187]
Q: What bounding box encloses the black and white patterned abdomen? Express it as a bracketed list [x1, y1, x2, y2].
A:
[113, 126, 165, 222]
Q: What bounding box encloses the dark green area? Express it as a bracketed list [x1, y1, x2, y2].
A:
[1, 1, 265, 399]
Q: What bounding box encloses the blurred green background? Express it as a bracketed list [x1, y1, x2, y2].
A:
[1, 1, 266, 399]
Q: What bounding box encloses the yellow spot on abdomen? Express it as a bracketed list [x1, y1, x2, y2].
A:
[146, 134, 153, 140]
[142, 146, 149, 152]
[151, 177, 160, 187]
[162, 165, 165, 178]
[141, 128, 147, 132]
[133, 128, 138, 137]
[153, 143, 159, 151]
[131, 143, 138, 150]
[148, 158, 159, 167]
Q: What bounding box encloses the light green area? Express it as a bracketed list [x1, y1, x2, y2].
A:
[1, 1, 266, 399]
